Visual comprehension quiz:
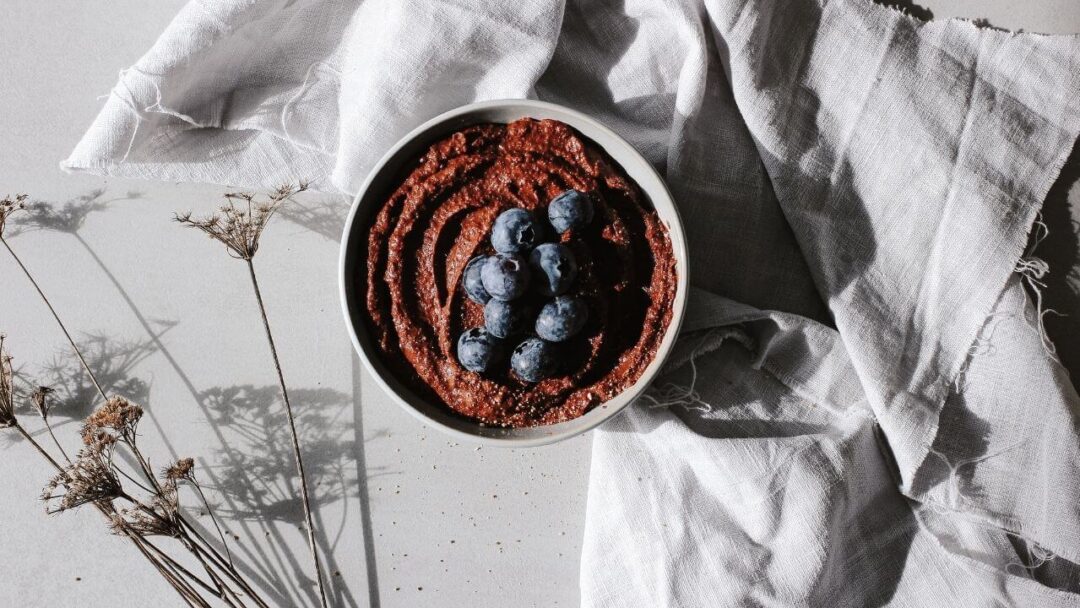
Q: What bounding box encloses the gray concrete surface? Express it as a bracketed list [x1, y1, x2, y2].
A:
[0, 1, 1076, 607]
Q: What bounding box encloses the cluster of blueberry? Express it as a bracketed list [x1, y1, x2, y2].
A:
[457, 189, 594, 382]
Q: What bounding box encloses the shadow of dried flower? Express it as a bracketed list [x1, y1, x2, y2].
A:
[278, 193, 350, 243]
[202, 384, 361, 519]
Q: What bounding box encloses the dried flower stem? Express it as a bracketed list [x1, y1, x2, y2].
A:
[131, 537, 209, 608]
[124, 424, 270, 607]
[175, 184, 329, 607]
[116, 464, 157, 494]
[0, 236, 106, 400]
[186, 538, 246, 606]
[33, 388, 71, 463]
[191, 476, 235, 567]
[42, 417, 70, 462]
[246, 258, 330, 608]
[13, 423, 64, 471]
[139, 535, 222, 598]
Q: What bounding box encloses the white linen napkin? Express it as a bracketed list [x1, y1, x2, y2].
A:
[64, 0, 1080, 605]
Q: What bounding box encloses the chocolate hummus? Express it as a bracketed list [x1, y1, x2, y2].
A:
[363, 118, 677, 427]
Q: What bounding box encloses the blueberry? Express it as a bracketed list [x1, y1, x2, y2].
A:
[511, 337, 559, 383]
[535, 296, 589, 342]
[462, 256, 491, 304]
[547, 189, 594, 234]
[456, 327, 502, 373]
[529, 243, 578, 296]
[481, 253, 530, 301]
[491, 208, 543, 253]
[484, 299, 532, 338]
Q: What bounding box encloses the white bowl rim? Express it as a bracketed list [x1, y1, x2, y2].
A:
[338, 98, 689, 447]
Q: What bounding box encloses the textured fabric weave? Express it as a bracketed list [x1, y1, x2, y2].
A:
[64, 0, 1080, 605]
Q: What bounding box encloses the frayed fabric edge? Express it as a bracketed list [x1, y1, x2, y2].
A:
[934, 136, 1080, 569]
[1013, 214, 1065, 364]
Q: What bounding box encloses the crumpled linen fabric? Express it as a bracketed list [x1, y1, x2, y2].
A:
[64, 0, 1080, 605]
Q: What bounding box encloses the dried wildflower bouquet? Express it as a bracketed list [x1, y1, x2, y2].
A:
[0, 187, 329, 608]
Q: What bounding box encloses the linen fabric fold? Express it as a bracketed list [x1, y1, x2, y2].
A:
[64, 0, 1080, 605]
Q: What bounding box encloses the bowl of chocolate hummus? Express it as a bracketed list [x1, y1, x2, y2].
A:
[340, 99, 688, 446]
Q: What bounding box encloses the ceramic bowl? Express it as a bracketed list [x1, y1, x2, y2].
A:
[339, 99, 689, 446]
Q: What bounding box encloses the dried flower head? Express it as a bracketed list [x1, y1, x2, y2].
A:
[110, 507, 182, 538]
[109, 486, 181, 538]
[83, 428, 118, 449]
[0, 194, 28, 238]
[43, 444, 122, 513]
[174, 183, 308, 260]
[0, 335, 16, 428]
[164, 457, 195, 482]
[81, 396, 144, 445]
[30, 385, 54, 420]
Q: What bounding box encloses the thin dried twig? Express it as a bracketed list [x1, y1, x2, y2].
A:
[169, 459, 235, 568]
[246, 258, 329, 607]
[31, 386, 70, 462]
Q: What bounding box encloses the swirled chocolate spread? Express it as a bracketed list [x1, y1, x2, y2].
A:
[363, 118, 677, 427]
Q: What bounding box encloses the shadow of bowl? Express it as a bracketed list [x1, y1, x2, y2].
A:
[339, 99, 689, 447]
